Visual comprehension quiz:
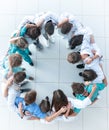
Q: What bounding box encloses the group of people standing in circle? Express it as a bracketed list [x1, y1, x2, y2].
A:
[0, 11, 107, 123]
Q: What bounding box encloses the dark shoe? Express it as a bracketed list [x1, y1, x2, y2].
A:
[29, 51, 32, 55]
[20, 81, 29, 87]
[28, 76, 34, 80]
[29, 62, 34, 66]
[79, 72, 83, 76]
[33, 39, 43, 51]
[20, 88, 31, 93]
[76, 64, 84, 69]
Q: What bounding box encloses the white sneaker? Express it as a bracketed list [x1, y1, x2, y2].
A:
[66, 42, 70, 49]
[48, 35, 55, 43]
[40, 35, 50, 47]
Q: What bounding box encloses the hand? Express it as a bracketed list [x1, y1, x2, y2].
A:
[86, 57, 93, 64]
[60, 106, 67, 113]
[67, 102, 71, 110]
[7, 77, 13, 87]
[91, 49, 96, 55]
[18, 103, 23, 112]
[24, 111, 31, 116]
[7, 71, 13, 78]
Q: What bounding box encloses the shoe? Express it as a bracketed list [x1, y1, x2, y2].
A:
[45, 40, 50, 47]
[29, 62, 34, 66]
[29, 76, 34, 80]
[20, 81, 29, 87]
[34, 41, 43, 51]
[79, 72, 83, 76]
[48, 36, 55, 44]
[20, 88, 31, 93]
[28, 51, 32, 55]
[66, 42, 70, 49]
[76, 64, 84, 69]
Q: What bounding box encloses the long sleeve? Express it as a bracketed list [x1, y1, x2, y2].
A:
[17, 16, 35, 30]
[68, 97, 91, 109]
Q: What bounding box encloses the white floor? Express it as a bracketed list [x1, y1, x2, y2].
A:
[0, 0, 109, 130]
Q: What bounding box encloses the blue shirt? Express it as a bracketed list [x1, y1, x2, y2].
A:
[15, 97, 46, 119]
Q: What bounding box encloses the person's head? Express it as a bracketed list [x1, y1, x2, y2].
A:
[9, 54, 22, 68]
[24, 90, 37, 105]
[45, 21, 54, 35]
[51, 89, 68, 112]
[67, 52, 81, 64]
[61, 22, 72, 34]
[69, 35, 83, 49]
[26, 26, 41, 40]
[15, 37, 28, 49]
[39, 96, 50, 113]
[82, 69, 97, 82]
[13, 71, 26, 84]
[71, 82, 85, 95]
[51, 89, 73, 115]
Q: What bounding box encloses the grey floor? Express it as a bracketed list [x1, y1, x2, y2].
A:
[0, 0, 109, 130]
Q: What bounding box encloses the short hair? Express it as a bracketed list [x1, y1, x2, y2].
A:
[82, 69, 97, 81]
[71, 82, 85, 94]
[24, 90, 37, 105]
[67, 52, 81, 64]
[69, 35, 83, 49]
[26, 26, 41, 40]
[61, 22, 72, 34]
[16, 37, 28, 49]
[45, 21, 54, 35]
[9, 54, 22, 68]
[13, 71, 26, 84]
[39, 96, 50, 113]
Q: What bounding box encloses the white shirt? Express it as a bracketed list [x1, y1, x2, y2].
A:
[35, 11, 58, 35]
[58, 13, 84, 40]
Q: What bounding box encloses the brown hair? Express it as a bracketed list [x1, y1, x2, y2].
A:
[39, 96, 50, 113]
[13, 71, 26, 84]
[45, 21, 54, 35]
[69, 35, 83, 49]
[67, 52, 81, 64]
[26, 26, 41, 40]
[51, 89, 73, 115]
[71, 82, 85, 94]
[61, 22, 72, 34]
[9, 54, 22, 68]
[16, 37, 28, 49]
[82, 69, 97, 81]
[24, 90, 37, 105]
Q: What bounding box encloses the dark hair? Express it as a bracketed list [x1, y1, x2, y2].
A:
[13, 71, 26, 84]
[51, 89, 73, 115]
[67, 52, 81, 64]
[61, 22, 72, 34]
[39, 96, 50, 113]
[82, 69, 97, 81]
[9, 54, 22, 67]
[16, 37, 28, 49]
[69, 35, 83, 49]
[24, 90, 37, 105]
[45, 21, 54, 35]
[26, 26, 41, 40]
[71, 82, 85, 94]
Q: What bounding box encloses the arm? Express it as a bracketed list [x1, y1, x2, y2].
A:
[1, 77, 13, 97]
[64, 102, 71, 118]
[18, 103, 24, 118]
[45, 106, 67, 122]
[57, 17, 68, 28]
